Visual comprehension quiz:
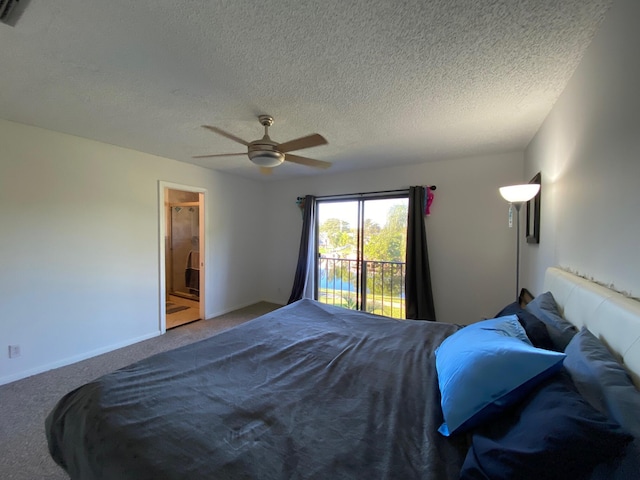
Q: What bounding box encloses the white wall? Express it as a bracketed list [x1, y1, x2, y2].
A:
[0, 119, 266, 385]
[522, 0, 640, 298]
[262, 152, 525, 325]
[14, 0, 638, 383]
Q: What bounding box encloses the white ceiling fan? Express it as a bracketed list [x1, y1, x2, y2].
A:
[194, 115, 331, 175]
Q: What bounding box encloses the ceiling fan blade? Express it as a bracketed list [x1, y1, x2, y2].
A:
[285, 154, 332, 169]
[259, 167, 273, 176]
[192, 152, 246, 159]
[277, 134, 328, 153]
[202, 125, 250, 146]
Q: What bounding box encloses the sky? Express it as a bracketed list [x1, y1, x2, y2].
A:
[317, 198, 408, 229]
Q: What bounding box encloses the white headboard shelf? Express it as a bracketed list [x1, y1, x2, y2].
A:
[544, 267, 640, 388]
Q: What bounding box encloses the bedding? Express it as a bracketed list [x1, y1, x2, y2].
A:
[459, 371, 633, 480]
[45, 267, 640, 480]
[46, 299, 468, 480]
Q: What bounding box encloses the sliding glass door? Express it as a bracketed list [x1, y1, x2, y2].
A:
[316, 195, 408, 319]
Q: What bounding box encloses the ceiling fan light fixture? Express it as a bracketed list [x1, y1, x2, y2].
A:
[248, 150, 284, 167]
[196, 115, 330, 171]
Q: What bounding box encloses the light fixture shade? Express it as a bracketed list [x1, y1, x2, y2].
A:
[499, 184, 540, 203]
[248, 151, 285, 167]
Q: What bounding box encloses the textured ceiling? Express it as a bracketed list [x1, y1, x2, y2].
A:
[0, 0, 612, 181]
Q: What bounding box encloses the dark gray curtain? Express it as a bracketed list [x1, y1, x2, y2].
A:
[288, 195, 316, 304]
[405, 187, 436, 320]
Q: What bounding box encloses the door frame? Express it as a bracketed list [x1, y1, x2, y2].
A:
[315, 193, 408, 317]
[158, 181, 206, 333]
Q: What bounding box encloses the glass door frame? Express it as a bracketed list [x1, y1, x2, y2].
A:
[314, 192, 408, 316]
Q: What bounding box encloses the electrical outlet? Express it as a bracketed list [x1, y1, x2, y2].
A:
[8, 345, 21, 358]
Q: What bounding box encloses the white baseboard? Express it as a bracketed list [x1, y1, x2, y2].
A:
[0, 331, 161, 386]
[205, 298, 272, 320]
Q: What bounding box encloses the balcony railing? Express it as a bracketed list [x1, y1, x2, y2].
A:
[317, 257, 406, 319]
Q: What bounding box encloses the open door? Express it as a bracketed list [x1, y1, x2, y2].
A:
[158, 182, 206, 332]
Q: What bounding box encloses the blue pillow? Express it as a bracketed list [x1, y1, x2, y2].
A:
[496, 302, 556, 351]
[435, 315, 566, 436]
[525, 291, 577, 351]
[459, 372, 634, 480]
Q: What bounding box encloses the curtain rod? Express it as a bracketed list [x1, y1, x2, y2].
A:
[311, 185, 436, 200]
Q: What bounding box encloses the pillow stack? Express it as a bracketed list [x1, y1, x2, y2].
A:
[435, 296, 637, 479]
[459, 371, 633, 480]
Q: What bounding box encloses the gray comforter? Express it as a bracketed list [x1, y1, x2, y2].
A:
[46, 299, 467, 479]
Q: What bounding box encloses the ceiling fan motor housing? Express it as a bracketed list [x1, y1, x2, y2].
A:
[248, 119, 285, 167]
[248, 143, 284, 167]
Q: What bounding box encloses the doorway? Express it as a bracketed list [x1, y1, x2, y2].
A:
[158, 182, 206, 332]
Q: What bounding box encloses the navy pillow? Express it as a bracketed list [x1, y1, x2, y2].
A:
[496, 302, 556, 351]
[460, 372, 633, 480]
[525, 292, 577, 351]
[435, 315, 565, 436]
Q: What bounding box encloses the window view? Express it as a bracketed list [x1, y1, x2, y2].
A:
[317, 196, 408, 319]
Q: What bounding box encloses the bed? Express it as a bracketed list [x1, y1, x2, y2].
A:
[46, 267, 640, 479]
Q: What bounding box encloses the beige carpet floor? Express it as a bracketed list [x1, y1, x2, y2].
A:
[0, 301, 281, 480]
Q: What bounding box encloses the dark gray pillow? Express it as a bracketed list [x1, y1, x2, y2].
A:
[564, 328, 640, 479]
[564, 328, 640, 438]
[525, 291, 577, 351]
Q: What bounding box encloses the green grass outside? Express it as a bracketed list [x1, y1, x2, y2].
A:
[318, 288, 406, 319]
